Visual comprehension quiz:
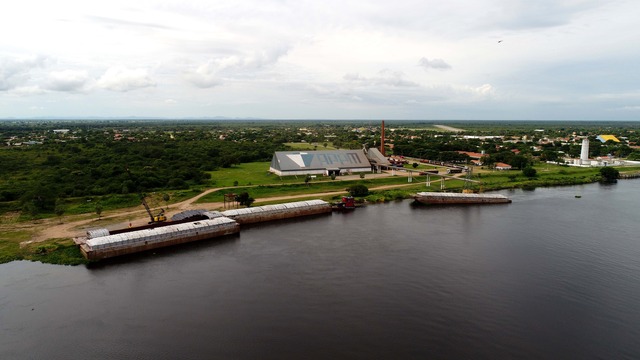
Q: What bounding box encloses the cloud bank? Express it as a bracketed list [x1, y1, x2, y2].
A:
[0, 0, 638, 120]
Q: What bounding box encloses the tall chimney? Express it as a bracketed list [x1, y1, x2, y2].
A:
[380, 120, 386, 156]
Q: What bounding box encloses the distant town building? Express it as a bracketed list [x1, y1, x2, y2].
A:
[596, 135, 620, 143]
[456, 151, 484, 159]
[495, 162, 512, 170]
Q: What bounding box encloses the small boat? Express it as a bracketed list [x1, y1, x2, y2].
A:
[332, 196, 357, 210]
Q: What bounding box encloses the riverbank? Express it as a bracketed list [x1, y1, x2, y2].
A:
[2, 165, 639, 265]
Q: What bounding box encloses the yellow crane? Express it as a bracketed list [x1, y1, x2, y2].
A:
[126, 168, 166, 224]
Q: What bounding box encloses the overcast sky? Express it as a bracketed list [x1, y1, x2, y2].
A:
[1, 0, 639, 120]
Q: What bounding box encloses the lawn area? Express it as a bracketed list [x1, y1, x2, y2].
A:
[0, 229, 30, 263]
[207, 162, 308, 187]
[0, 229, 88, 265]
[197, 175, 420, 203]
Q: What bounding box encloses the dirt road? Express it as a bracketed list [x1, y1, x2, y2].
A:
[24, 173, 438, 245]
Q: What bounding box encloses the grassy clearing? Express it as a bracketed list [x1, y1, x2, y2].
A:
[23, 239, 88, 266]
[14, 189, 200, 222]
[0, 229, 87, 265]
[197, 175, 418, 203]
[0, 230, 30, 263]
[207, 162, 307, 187]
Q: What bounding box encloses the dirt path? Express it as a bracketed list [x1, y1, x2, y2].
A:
[24, 186, 228, 245]
[25, 173, 439, 245]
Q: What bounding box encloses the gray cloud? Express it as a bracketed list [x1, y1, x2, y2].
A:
[45, 70, 90, 92]
[0, 56, 47, 91]
[344, 69, 419, 87]
[418, 57, 451, 71]
[491, 0, 603, 30]
[184, 61, 223, 89]
[185, 45, 290, 88]
[97, 67, 156, 92]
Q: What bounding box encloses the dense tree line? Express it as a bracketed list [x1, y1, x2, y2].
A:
[0, 127, 285, 214]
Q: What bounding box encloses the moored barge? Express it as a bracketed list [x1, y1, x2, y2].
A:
[80, 217, 240, 261]
[78, 200, 333, 261]
[414, 191, 511, 205]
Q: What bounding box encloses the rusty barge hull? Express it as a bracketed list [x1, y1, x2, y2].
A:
[414, 192, 511, 205]
[81, 218, 240, 261]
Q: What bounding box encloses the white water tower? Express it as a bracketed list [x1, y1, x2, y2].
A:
[580, 139, 589, 165]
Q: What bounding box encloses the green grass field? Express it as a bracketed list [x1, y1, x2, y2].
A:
[197, 175, 418, 203]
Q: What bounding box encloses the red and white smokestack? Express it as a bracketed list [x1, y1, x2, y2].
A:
[380, 120, 385, 156]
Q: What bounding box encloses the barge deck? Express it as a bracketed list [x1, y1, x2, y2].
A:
[414, 191, 511, 205]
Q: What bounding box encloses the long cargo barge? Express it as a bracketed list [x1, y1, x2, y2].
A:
[80, 217, 240, 261]
[221, 199, 332, 225]
[414, 191, 511, 205]
[78, 200, 333, 261]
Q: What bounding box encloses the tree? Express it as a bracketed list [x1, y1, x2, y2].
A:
[235, 192, 255, 207]
[54, 200, 66, 224]
[95, 204, 103, 219]
[412, 162, 419, 169]
[599, 167, 619, 183]
[347, 184, 369, 197]
[522, 167, 537, 178]
[509, 155, 530, 170]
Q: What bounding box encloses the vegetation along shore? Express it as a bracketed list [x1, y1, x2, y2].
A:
[2, 120, 639, 265]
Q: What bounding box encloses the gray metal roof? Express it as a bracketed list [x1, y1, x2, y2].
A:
[270, 150, 371, 172]
[365, 147, 391, 165]
[222, 200, 329, 217]
[86, 217, 237, 249]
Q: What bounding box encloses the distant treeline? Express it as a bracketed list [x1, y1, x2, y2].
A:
[0, 128, 284, 214]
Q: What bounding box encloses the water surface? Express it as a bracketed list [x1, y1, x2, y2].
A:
[1, 181, 639, 359]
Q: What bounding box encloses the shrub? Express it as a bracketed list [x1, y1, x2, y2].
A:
[347, 184, 369, 197]
[599, 167, 619, 183]
[235, 192, 255, 207]
[522, 167, 537, 178]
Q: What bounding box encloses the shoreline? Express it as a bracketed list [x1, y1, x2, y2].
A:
[3, 174, 639, 266]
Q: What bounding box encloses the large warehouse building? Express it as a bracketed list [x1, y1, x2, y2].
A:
[269, 149, 375, 176]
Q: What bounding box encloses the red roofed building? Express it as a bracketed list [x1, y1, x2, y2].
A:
[456, 151, 484, 159]
[495, 162, 512, 170]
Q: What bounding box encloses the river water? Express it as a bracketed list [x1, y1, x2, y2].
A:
[1, 181, 640, 359]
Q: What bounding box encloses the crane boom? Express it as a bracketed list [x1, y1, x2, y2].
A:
[126, 168, 167, 224]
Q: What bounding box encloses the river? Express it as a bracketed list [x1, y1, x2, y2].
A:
[1, 180, 640, 359]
